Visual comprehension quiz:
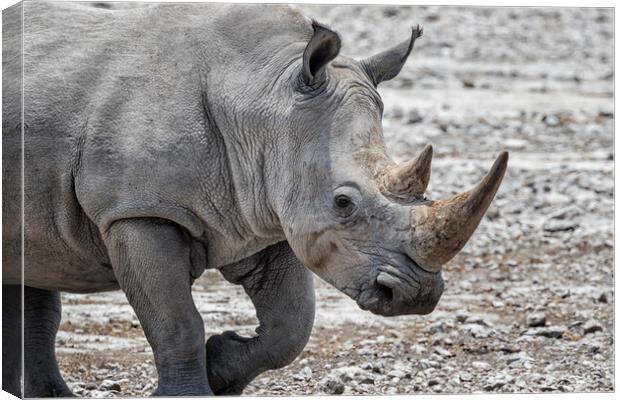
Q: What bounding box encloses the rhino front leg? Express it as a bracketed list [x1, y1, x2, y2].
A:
[103, 219, 211, 396]
[207, 241, 315, 395]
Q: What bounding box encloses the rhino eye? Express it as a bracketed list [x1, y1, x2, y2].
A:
[333, 185, 361, 218]
[334, 194, 352, 209]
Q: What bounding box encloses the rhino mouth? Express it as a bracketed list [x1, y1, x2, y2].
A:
[354, 255, 444, 316]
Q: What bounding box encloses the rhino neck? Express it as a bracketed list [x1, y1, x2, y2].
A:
[196, 13, 313, 243]
[199, 73, 296, 249]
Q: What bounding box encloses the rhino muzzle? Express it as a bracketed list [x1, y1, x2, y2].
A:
[356, 254, 444, 316]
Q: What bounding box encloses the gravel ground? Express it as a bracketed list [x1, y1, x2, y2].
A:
[56, 4, 613, 396]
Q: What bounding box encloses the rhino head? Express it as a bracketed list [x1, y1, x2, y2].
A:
[271, 22, 508, 317]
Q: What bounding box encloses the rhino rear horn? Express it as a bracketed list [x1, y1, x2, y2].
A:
[383, 144, 433, 197]
[302, 21, 341, 86]
[361, 25, 423, 86]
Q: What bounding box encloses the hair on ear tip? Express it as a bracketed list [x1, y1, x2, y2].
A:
[312, 19, 332, 32]
[402, 25, 423, 62]
[412, 24, 424, 39]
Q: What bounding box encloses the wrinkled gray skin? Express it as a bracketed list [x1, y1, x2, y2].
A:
[3, 2, 507, 397]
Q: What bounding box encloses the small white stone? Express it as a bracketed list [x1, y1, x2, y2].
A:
[472, 361, 492, 371]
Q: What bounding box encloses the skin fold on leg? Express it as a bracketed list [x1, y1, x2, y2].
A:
[103, 218, 212, 396]
[207, 241, 315, 395]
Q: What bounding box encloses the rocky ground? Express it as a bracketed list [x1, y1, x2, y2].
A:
[56, 4, 613, 397]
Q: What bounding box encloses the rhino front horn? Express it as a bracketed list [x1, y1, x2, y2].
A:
[409, 152, 509, 270]
[383, 144, 433, 198]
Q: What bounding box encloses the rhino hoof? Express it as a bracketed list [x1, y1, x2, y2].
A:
[206, 332, 253, 395]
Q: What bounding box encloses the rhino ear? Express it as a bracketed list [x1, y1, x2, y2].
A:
[361, 25, 423, 86]
[302, 21, 341, 86]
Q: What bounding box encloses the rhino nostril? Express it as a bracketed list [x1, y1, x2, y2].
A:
[376, 282, 393, 302]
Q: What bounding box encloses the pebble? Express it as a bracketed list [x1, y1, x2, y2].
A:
[322, 378, 345, 395]
[504, 138, 529, 149]
[99, 380, 121, 392]
[595, 291, 608, 303]
[492, 300, 505, 308]
[465, 315, 489, 326]
[472, 361, 492, 371]
[543, 219, 578, 232]
[332, 366, 376, 384]
[505, 353, 534, 368]
[407, 109, 424, 124]
[424, 321, 451, 334]
[522, 326, 566, 338]
[526, 312, 546, 327]
[465, 324, 493, 338]
[293, 366, 313, 382]
[462, 78, 476, 88]
[433, 346, 454, 358]
[410, 344, 427, 354]
[420, 359, 441, 369]
[549, 205, 582, 220]
[499, 344, 521, 353]
[583, 320, 603, 334]
[455, 312, 469, 323]
[387, 369, 407, 378]
[483, 378, 505, 391]
[89, 390, 112, 397]
[506, 259, 518, 267]
[486, 373, 515, 391]
[562, 330, 582, 341]
[428, 378, 440, 386]
[459, 372, 473, 382]
[360, 377, 375, 385]
[543, 114, 560, 126]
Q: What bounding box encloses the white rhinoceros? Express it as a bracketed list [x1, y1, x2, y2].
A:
[2, 1, 507, 396]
